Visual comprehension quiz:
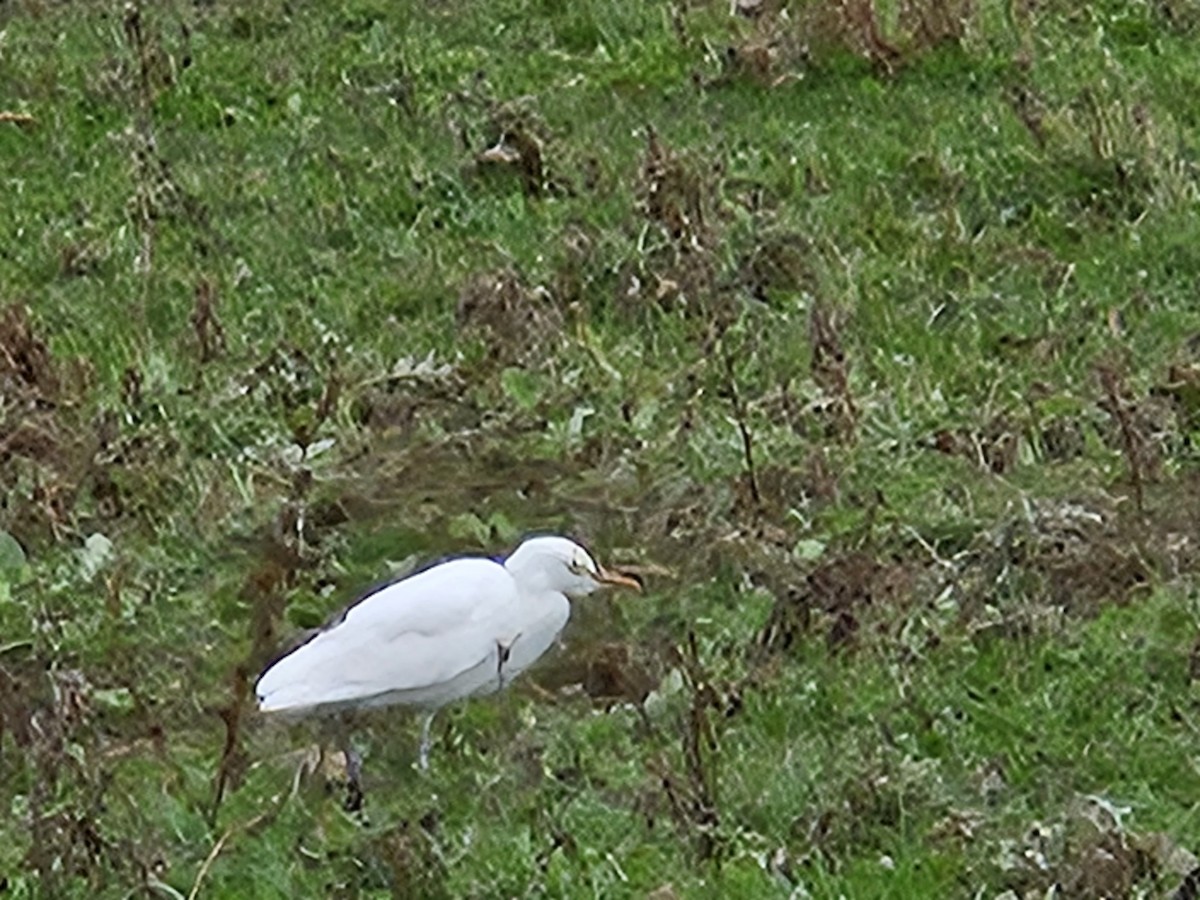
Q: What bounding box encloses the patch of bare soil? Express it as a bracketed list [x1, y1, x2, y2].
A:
[757, 550, 916, 654]
[0, 304, 86, 544]
[994, 796, 1199, 899]
[456, 268, 565, 368]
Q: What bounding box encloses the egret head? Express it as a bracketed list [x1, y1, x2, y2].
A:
[505, 536, 641, 598]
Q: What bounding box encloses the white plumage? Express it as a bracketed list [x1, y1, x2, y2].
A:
[256, 558, 522, 714]
[255, 535, 639, 774]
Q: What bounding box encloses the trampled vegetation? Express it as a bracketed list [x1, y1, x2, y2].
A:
[2, 0, 1200, 896]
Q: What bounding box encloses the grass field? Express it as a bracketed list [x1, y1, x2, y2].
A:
[2, 0, 1200, 896]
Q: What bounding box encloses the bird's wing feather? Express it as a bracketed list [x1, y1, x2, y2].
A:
[255, 558, 521, 713]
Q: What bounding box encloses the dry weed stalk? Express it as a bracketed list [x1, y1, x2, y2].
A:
[120, 2, 189, 276]
[652, 633, 737, 863]
[476, 126, 545, 198]
[627, 126, 723, 320]
[722, 349, 762, 510]
[190, 278, 227, 364]
[208, 667, 250, 826]
[214, 489, 332, 821]
[809, 302, 857, 442]
[0, 304, 90, 543]
[640, 126, 710, 251]
[1096, 360, 1151, 514]
[899, 0, 974, 48]
[465, 96, 554, 198]
[0, 111, 36, 126]
[1006, 83, 1048, 148]
[730, 0, 977, 81]
[6, 665, 132, 894]
[122, 2, 160, 275]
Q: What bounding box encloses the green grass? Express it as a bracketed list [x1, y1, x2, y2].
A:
[2, 0, 1200, 896]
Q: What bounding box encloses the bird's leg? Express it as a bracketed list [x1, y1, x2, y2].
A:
[342, 745, 364, 813]
[337, 721, 365, 814]
[418, 712, 436, 772]
[496, 635, 518, 691]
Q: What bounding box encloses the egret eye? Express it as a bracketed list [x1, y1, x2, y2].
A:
[567, 560, 587, 576]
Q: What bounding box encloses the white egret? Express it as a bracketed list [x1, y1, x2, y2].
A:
[255, 535, 639, 796]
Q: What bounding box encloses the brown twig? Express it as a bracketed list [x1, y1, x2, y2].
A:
[121, 0, 170, 276]
[207, 666, 249, 827]
[191, 278, 226, 364]
[1096, 361, 1145, 514]
[677, 631, 722, 861]
[722, 350, 761, 509]
[809, 301, 858, 442]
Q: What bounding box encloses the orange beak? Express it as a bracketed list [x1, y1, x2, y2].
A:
[595, 565, 642, 592]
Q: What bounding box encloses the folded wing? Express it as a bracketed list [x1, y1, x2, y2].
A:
[255, 558, 521, 714]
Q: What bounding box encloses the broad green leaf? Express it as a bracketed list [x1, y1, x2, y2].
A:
[0, 532, 25, 574]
